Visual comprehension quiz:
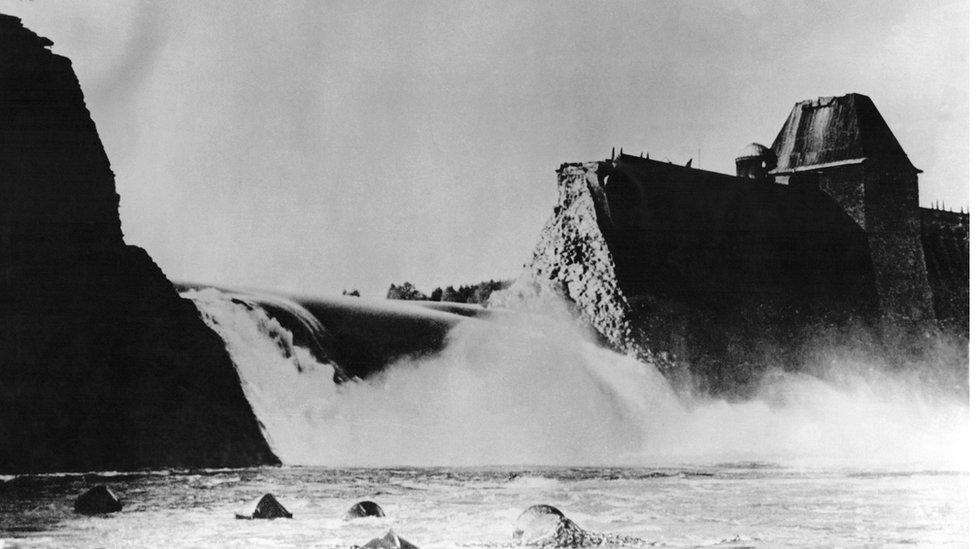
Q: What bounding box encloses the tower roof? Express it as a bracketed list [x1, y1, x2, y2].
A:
[736, 142, 773, 161]
[769, 93, 919, 174]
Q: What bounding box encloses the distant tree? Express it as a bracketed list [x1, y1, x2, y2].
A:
[433, 279, 513, 305]
[441, 285, 460, 302]
[342, 289, 360, 297]
[459, 284, 477, 303]
[384, 279, 512, 304]
[471, 281, 493, 304]
[386, 282, 427, 301]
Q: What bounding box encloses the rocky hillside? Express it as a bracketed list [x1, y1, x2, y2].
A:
[0, 14, 277, 472]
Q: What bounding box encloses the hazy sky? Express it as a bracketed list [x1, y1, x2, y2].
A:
[2, 1, 968, 296]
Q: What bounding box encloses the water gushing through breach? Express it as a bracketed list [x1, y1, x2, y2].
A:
[184, 288, 968, 469]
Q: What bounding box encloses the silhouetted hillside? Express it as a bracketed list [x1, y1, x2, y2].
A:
[0, 14, 276, 472]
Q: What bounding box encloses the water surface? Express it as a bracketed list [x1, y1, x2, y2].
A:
[1, 465, 966, 547]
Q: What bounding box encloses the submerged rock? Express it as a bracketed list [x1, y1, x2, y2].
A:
[73, 485, 122, 515]
[346, 500, 386, 519]
[513, 504, 651, 547]
[234, 493, 293, 519]
[355, 529, 418, 549]
[513, 505, 585, 546]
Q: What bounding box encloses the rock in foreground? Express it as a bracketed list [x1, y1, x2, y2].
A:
[73, 485, 122, 515]
[235, 494, 293, 519]
[514, 505, 586, 546]
[346, 500, 386, 519]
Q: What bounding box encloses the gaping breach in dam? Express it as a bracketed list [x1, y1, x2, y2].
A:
[180, 285, 967, 468]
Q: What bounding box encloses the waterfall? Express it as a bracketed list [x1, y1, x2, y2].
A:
[183, 287, 968, 469]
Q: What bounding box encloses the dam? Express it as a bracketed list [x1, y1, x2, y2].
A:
[517, 94, 969, 390]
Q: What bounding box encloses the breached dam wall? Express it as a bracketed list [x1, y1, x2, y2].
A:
[515, 155, 900, 392]
[519, 163, 637, 354]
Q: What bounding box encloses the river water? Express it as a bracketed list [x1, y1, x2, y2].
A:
[1, 290, 968, 547]
[0, 465, 967, 547]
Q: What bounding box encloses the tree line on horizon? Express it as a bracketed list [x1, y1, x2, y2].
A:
[385, 279, 512, 306]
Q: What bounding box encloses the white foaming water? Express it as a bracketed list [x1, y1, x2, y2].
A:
[184, 288, 968, 470]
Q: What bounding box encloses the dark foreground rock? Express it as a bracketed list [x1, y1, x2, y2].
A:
[355, 530, 419, 549]
[235, 494, 293, 519]
[346, 500, 386, 519]
[0, 14, 277, 472]
[73, 485, 122, 515]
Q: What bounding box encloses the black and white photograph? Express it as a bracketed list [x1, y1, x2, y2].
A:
[0, 1, 970, 547]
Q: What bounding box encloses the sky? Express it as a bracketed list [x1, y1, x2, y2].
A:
[1, 0, 969, 297]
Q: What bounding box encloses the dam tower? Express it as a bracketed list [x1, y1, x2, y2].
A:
[768, 93, 934, 321]
[734, 142, 776, 181]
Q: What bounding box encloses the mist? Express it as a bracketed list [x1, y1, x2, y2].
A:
[186, 289, 968, 470]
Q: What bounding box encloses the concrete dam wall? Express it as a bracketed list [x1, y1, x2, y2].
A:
[518, 95, 968, 391]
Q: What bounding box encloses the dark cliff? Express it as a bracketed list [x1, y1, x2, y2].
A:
[0, 14, 277, 472]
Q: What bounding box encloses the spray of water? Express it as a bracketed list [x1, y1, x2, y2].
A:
[184, 288, 968, 470]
